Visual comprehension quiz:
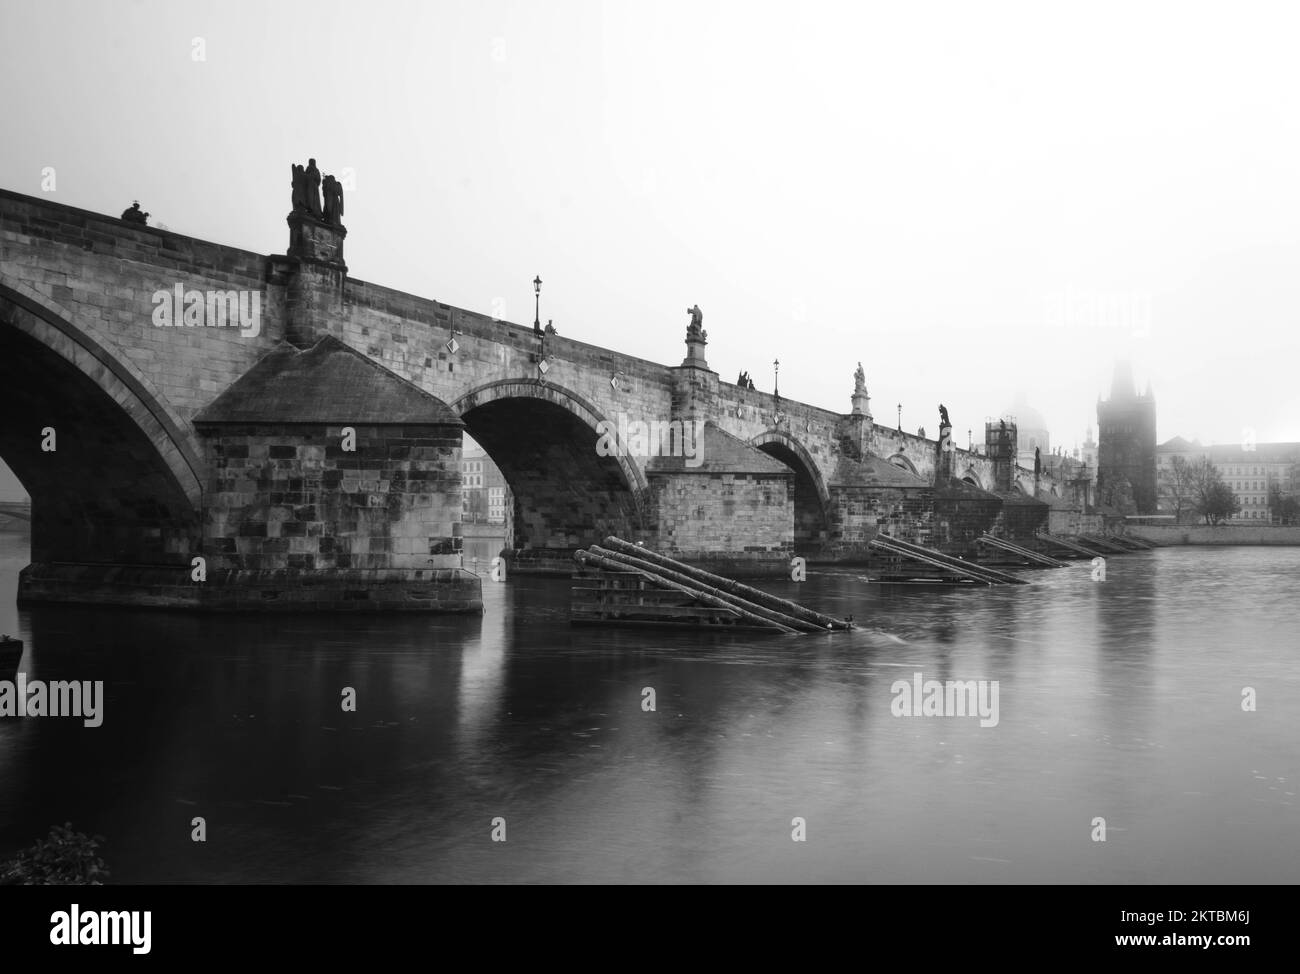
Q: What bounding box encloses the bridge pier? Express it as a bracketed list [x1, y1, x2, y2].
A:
[188, 335, 481, 610]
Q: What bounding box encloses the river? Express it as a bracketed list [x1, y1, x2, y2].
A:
[0, 529, 1296, 884]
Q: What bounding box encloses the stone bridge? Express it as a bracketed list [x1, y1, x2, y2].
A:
[0, 184, 1070, 608]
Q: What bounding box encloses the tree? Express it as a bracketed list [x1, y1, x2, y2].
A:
[1175, 456, 1230, 524]
[1199, 481, 1240, 525]
[1159, 455, 1199, 522]
[1268, 484, 1300, 525]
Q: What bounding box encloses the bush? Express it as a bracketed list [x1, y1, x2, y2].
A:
[0, 823, 109, 885]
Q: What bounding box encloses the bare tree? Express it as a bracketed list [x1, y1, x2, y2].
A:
[1159, 455, 1198, 522]
[1174, 457, 1238, 524]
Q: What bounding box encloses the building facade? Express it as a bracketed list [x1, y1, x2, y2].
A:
[1158, 437, 1300, 523]
[460, 436, 514, 543]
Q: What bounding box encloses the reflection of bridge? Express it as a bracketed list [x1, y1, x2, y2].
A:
[0, 500, 31, 522]
[0, 183, 1073, 609]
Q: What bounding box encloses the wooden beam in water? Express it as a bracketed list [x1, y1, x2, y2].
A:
[587, 545, 822, 632]
[573, 550, 799, 633]
[600, 536, 853, 631]
[977, 534, 1067, 568]
[874, 536, 1029, 585]
[1035, 532, 1106, 558]
[1078, 534, 1131, 554]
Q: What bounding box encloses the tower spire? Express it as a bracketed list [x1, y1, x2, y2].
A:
[1110, 359, 1136, 400]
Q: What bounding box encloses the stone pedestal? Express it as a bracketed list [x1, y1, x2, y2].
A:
[279, 212, 348, 349]
[681, 333, 708, 369]
[935, 421, 955, 485]
[287, 211, 347, 269]
[836, 412, 873, 462]
[670, 361, 718, 426]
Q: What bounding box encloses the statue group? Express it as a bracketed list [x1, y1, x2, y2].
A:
[291, 158, 344, 226]
[120, 201, 149, 226]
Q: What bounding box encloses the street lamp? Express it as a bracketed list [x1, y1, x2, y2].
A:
[533, 275, 542, 335]
[897, 403, 902, 431]
[773, 358, 780, 398]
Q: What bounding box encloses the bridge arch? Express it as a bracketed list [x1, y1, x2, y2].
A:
[0, 281, 203, 565]
[889, 452, 920, 477]
[451, 379, 647, 550]
[960, 467, 987, 490]
[750, 429, 830, 552]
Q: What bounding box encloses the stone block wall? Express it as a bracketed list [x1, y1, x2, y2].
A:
[931, 488, 1003, 558]
[825, 485, 934, 560]
[992, 495, 1051, 545]
[1047, 507, 1101, 535]
[645, 470, 793, 560]
[0, 189, 278, 424]
[199, 423, 463, 572]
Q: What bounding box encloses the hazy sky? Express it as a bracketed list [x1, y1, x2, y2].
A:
[3, 0, 1298, 452]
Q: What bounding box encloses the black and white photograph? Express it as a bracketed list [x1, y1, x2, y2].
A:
[0, 0, 1292, 949]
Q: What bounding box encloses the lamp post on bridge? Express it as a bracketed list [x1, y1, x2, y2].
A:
[773, 358, 780, 398]
[897, 403, 902, 431]
[533, 275, 542, 336]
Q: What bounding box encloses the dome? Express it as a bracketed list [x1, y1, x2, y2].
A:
[1002, 391, 1050, 457]
[1002, 391, 1048, 434]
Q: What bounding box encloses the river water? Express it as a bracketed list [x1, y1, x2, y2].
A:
[0, 529, 1296, 884]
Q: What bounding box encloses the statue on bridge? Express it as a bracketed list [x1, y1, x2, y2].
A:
[291, 164, 307, 213]
[939, 403, 950, 428]
[291, 159, 324, 219]
[854, 362, 866, 395]
[322, 173, 345, 226]
[686, 304, 706, 343]
[120, 201, 149, 225]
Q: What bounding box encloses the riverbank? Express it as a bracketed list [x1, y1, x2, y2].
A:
[1128, 524, 1300, 545]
